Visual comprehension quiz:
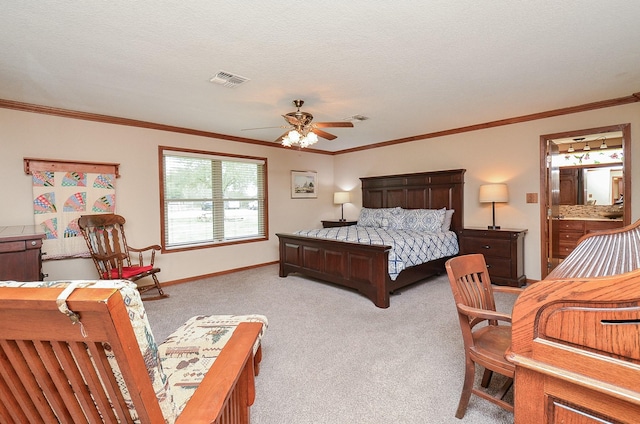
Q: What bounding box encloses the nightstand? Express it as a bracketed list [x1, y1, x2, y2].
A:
[457, 227, 527, 287]
[321, 220, 357, 228]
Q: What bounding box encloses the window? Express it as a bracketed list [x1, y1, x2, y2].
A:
[160, 146, 267, 251]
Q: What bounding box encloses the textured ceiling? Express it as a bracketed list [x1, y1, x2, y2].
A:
[1, 1, 640, 152]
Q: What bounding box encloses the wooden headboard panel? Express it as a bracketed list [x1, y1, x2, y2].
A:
[360, 169, 466, 231]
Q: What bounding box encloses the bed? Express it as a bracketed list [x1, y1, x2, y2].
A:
[277, 169, 465, 308]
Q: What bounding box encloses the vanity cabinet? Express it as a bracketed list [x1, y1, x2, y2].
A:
[554, 219, 623, 258]
[0, 225, 45, 281]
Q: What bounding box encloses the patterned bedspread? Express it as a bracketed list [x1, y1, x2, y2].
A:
[294, 225, 459, 280]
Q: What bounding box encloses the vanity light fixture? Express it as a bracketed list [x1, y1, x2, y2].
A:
[572, 137, 587, 151]
[567, 144, 575, 153]
[583, 142, 591, 151]
[598, 136, 608, 149]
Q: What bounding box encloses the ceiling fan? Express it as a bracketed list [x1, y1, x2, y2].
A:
[243, 99, 354, 147]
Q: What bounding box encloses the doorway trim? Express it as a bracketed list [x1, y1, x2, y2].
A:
[539, 123, 631, 279]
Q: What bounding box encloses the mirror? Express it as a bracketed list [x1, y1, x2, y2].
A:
[552, 131, 625, 209]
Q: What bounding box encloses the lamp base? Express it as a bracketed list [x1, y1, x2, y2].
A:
[487, 225, 501, 230]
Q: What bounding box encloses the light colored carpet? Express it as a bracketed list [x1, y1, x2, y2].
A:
[144, 264, 517, 424]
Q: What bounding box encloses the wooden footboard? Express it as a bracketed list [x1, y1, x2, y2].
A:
[278, 233, 391, 307]
[277, 233, 450, 308]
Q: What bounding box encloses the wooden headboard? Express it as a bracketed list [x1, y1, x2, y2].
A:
[360, 169, 466, 231]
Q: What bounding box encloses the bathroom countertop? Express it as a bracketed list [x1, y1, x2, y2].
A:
[554, 217, 623, 222]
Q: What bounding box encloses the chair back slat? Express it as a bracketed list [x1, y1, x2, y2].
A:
[0, 339, 61, 423]
[447, 254, 497, 318]
[79, 214, 131, 275]
[0, 287, 164, 424]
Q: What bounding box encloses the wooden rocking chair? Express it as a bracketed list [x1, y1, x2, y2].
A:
[78, 213, 168, 300]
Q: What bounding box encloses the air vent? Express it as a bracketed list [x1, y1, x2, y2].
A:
[344, 114, 369, 122]
[209, 71, 250, 88]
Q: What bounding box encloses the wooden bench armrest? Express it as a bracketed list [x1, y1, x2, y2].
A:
[175, 322, 262, 424]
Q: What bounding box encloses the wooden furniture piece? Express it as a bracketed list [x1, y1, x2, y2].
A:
[559, 168, 579, 205]
[552, 218, 624, 259]
[321, 220, 357, 228]
[277, 169, 465, 308]
[457, 228, 527, 287]
[547, 218, 640, 280]
[507, 270, 640, 423]
[445, 254, 523, 418]
[0, 282, 263, 424]
[0, 225, 45, 281]
[507, 219, 640, 423]
[78, 213, 167, 299]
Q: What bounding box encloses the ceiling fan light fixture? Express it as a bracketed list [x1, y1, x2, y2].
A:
[282, 129, 318, 148]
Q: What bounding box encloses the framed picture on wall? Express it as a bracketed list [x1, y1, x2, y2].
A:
[291, 170, 317, 198]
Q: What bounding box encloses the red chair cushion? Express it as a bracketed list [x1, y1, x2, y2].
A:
[102, 265, 154, 279]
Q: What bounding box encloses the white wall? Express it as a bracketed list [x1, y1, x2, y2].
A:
[0, 108, 335, 281]
[2, 102, 639, 282]
[334, 102, 640, 280]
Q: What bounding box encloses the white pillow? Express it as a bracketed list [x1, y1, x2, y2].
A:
[441, 209, 455, 232]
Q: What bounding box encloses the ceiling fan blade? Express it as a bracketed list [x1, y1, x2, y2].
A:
[282, 114, 302, 126]
[311, 128, 337, 140]
[313, 122, 354, 128]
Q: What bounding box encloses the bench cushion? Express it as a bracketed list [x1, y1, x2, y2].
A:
[158, 314, 268, 413]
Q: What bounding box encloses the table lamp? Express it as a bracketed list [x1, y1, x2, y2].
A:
[479, 184, 508, 230]
[333, 191, 351, 221]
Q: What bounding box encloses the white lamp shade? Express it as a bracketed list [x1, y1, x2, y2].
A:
[333, 191, 351, 204]
[479, 184, 509, 203]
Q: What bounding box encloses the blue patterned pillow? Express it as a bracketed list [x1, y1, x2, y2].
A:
[358, 207, 402, 227]
[383, 209, 407, 230]
[401, 208, 446, 232]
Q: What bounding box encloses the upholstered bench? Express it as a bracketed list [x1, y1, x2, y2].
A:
[0, 279, 268, 423]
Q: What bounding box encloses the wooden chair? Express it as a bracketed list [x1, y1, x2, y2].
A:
[445, 253, 523, 418]
[0, 282, 263, 423]
[78, 213, 167, 300]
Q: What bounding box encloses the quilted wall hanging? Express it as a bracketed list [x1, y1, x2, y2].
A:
[24, 158, 120, 260]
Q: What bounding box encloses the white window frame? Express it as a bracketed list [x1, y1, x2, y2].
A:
[159, 146, 268, 252]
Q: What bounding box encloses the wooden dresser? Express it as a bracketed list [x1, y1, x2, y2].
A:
[457, 227, 527, 287]
[0, 225, 45, 281]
